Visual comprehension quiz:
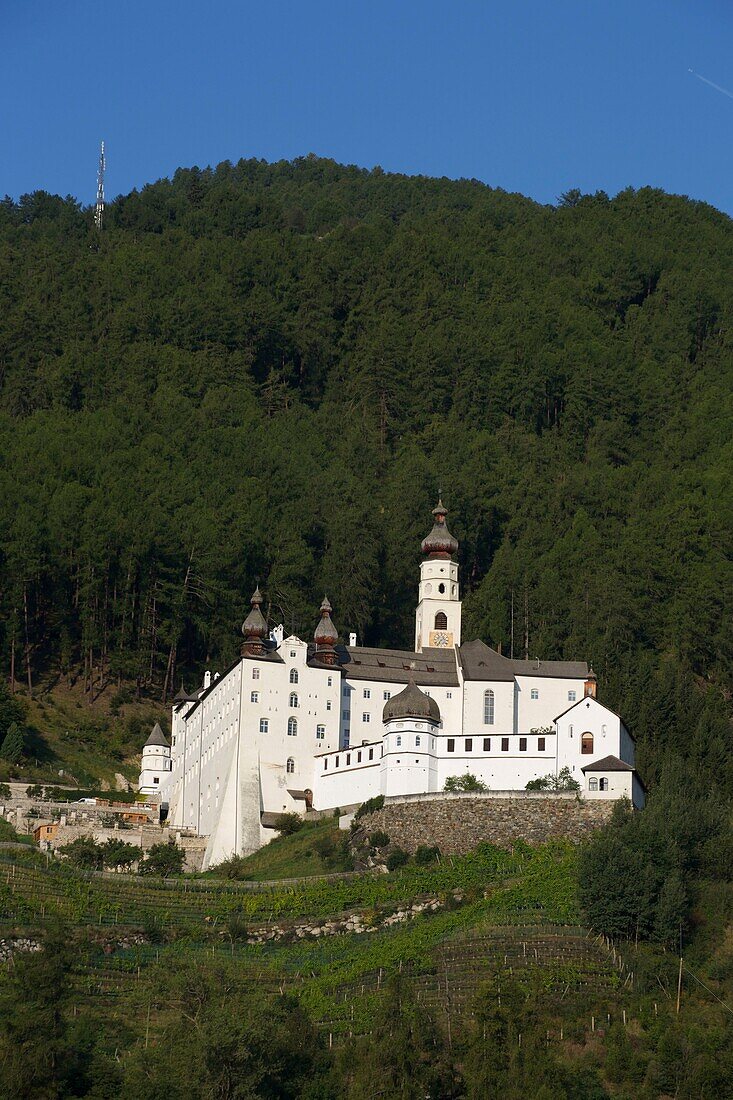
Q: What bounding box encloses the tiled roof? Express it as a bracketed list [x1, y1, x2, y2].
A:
[581, 755, 634, 772]
[337, 645, 459, 686]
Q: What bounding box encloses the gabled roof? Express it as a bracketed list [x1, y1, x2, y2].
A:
[553, 694, 634, 740]
[337, 645, 459, 686]
[145, 723, 169, 749]
[581, 755, 634, 773]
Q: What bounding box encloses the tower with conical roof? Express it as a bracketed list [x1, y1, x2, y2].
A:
[138, 721, 172, 796]
[414, 498, 462, 652]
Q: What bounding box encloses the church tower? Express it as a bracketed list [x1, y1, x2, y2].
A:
[414, 499, 461, 652]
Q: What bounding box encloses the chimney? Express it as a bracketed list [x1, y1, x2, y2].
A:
[203, 670, 212, 690]
[349, 632, 357, 647]
[584, 668, 597, 699]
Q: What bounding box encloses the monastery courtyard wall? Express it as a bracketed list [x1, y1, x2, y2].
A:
[353, 790, 615, 855]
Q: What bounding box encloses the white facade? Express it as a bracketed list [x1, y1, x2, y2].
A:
[138, 723, 172, 795]
[154, 503, 644, 865]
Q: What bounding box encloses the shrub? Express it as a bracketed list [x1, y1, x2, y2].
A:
[26, 784, 44, 799]
[0, 783, 11, 801]
[526, 766, 580, 792]
[140, 842, 185, 877]
[444, 774, 487, 793]
[386, 847, 410, 871]
[415, 844, 441, 865]
[214, 854, 253, 880]
[355, 794, 385, 820]
[369, 830, 390, 849]
[274, 812, 304, 836]
[312, 833, 336, 860]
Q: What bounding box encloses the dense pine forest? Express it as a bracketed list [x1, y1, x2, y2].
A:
[0, 157, 732, 796]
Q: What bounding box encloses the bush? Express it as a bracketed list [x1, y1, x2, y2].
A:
[213, 853, 253, 880]
[369, 830, 390, 849]
[415, 844, 441, 865]
[444, 774, 487, 793]
[274, 812, 304, 836]
[355, 794, 385, 820]
[139, 842, 185, 878]
[26, 784, 44, 799]
[386, 847, 410, 871]
[526, 766, 580, 792]
[0, 783, 11, 801]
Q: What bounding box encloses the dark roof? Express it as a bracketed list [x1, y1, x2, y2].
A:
[383, 677, 441, 723]
[458, 639, 516, 681]
[144, 723, 169, 749]
[338, 644, 459, 686]
[581, 755, 634, 773]
[458, 639, 588, 681]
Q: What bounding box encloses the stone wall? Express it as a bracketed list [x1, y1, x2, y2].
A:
[354, 791, 614, 855]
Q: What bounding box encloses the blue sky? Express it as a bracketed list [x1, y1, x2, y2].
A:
[4, 0, 733, 214]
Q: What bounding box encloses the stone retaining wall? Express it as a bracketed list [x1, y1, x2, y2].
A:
[355, 791, 614, 855]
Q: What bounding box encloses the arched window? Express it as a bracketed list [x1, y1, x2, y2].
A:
[287, 717, 298, 737]
[289, 668, 298, 684]
[286, 757, 295, 774]
[396, 735, 402, 747]
[581, 732, 594, 755]
[289, 692, 299, 708]
[599, 777, 609, 792]
[483, 690, 495, 725]
[588, 777, 598, 791]
[434, 611, 448, 631]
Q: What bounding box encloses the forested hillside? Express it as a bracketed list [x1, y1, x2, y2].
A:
[0, 157, 732, 792]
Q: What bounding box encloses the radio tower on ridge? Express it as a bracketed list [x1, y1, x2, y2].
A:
[94, 141, 105, 230]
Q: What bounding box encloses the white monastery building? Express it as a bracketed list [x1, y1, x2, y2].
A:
[141, 501, 645, 866]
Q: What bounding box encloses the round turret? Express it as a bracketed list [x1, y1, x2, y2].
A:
[314, 596, 338, 665]
[421, 499, 458, 560]
[241, 586, 268, 656]
[383, 677, 441, 724]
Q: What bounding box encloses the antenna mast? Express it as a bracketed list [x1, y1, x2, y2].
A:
[94, 141, 105, 230]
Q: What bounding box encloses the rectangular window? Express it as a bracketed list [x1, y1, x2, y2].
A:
[290, 650, 296, 658]
[519, 737, 527, 751]
[335, 756, 339, 768]
[465, 737, 473, 751]
[447, 738, 455, 752]
[346, 753, 351, 765]
[483, 737, 490, 751]
[447, 691, 452, 699]
[327, 676, 333, 687]
[324, 759, 328, 770]
[326, 700, 332, 711]
[362, 713, 370, 723]
[531, 689, 539, 700]
[343, 730, 350, 747]
[501, 737, 509, 752]
[383, 691, 391, 700]
[316, 725, 325, 740]
[568, 690, 576, 702]
[415, 736, 421, 747]
[538, 737, 546, 751]
[357, 751, 362, 762]
[259, 719, 268, 734]
[250, 691, 259, 703]
[252, 668, 260, 680]
[368, 748, 374, 760]
[363, 689, 371, 699]
[342, 710, 349, 720]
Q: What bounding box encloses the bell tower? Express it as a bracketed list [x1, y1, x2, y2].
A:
[415, 499, 462, 652]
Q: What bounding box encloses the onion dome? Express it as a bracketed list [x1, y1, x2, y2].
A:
[144, 722, 170, 749]
[314, 596, 338, 665]
[421, 498, 458, 560]
[383, 676, 441, 724]
[241, 586, 268, 656]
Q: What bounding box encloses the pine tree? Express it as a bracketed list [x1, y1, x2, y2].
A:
[0, 722, 24, 763]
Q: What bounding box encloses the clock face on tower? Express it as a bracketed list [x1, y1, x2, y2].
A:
[429, 630, 453, 648]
